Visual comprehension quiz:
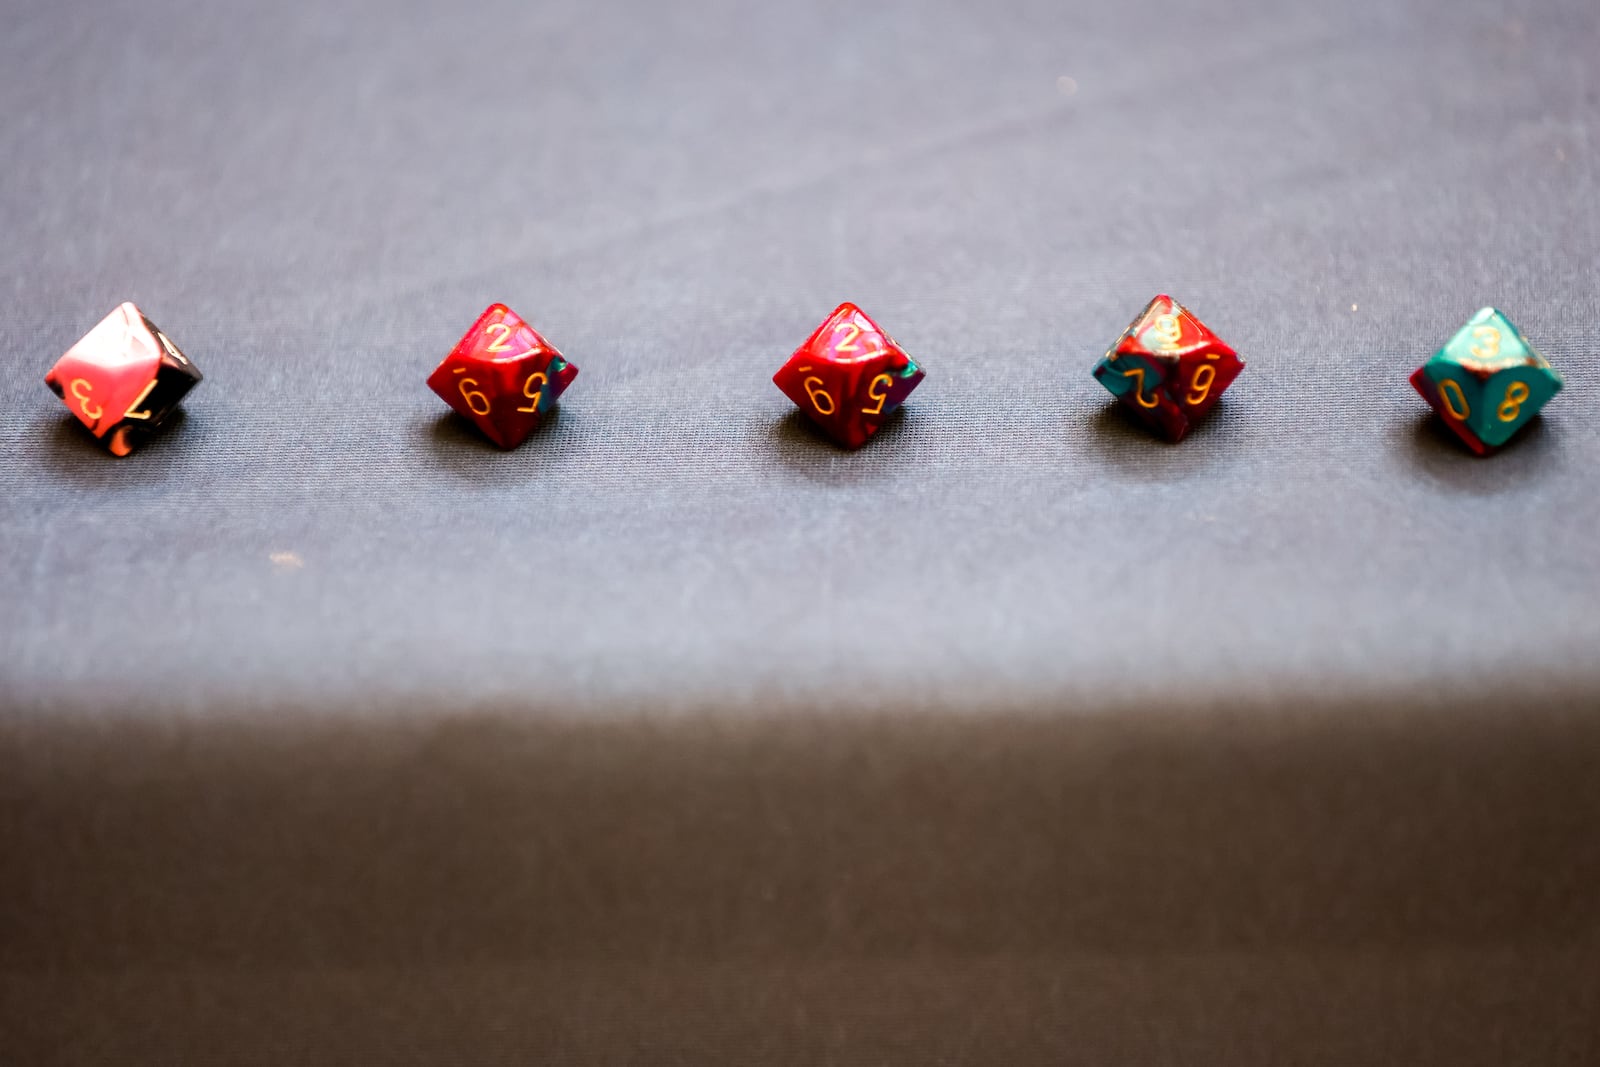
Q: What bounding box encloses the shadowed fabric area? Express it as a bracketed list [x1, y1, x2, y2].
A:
[1, 0, 1598, 1060]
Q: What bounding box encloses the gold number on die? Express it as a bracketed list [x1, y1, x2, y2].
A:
[483, 322, 515, 353]
[516, 371, 548, 413]
[1497, 380, 1530, 422]
[831, 321, 862, 353]
[1152, 313, 1182, 350]
[1120, 365, 1160, 408]
[68, 378, 103, 421]
[1469, 325, 1501, 360]
[122, 379, 159, 420]
[801, 370, 836, 415]
[454, 369, 492, 416]
[861, 373, 892, 415]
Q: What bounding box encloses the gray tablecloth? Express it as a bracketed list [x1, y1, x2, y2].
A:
[3, 0, 1598, 1061]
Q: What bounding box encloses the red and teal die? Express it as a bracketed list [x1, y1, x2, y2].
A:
[1409, 308, 1562, 456]
[1092, 295, 1244, 441]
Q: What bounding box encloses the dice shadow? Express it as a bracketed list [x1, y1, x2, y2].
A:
[1401, 411, 1556, 493]
[1082, 401, 1232, 482]
[763, 408, 915, 483]
[34, 410, 199, 484]
[419, 406, 570, 481]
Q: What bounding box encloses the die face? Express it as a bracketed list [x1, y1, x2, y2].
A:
[1174, 346, 1244, 423]
[1115, 294, 1226, 359]
[1413, 308, 1563, 454]
[1093, 352, 1187, 439]
[1093, 295, 1242, 441]
[44, 303, 202, 455]
[774, 303, 924, 449]
[426, 304, 578, 449]
[104, 342, 203, 457]
[1438, 307, 1533, 372]
[1472, 366, 1561, 448]
[1412, 362, 1491, 454]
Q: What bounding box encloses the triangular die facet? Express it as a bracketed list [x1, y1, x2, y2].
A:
[124, 349, 203, 424]
[148, 318, 203, 385]
[1440, 307, 1533, 371]
[1421, 360, 1488, 423]
[46, 303, 166, 436]
[1471, 365, 1562, 448]
[457, 304, 553, 364]
[1116, 295, 1226, 360]
[807, 303, 900, 366]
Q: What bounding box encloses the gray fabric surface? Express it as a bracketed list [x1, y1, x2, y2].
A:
[2, 0, 1598, 1061]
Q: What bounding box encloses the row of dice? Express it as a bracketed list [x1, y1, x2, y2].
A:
[46, 298, 1563, 458]
[1086, 297, 1563, 454]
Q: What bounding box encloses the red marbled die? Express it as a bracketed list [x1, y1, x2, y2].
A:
[773, 303, 926, 450]
[427, 304, 578, 449]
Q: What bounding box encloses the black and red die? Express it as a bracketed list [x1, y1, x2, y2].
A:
[45, 302, 203, 456]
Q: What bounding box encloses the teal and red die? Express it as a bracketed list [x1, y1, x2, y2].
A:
[774, 302, 925, 449]
[1092, 295, 1243, 441]
[1409, 308, 1562, 456]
